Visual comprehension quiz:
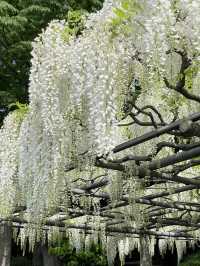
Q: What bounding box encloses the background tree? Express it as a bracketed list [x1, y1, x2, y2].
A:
[0, 0, 104, 107]
[68, 0, 104, 12]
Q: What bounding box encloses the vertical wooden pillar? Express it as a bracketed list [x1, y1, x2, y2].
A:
[0, 223, 12, 266]
[140, 235, 152, 266]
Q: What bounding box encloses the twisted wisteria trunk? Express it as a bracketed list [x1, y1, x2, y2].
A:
[140, 235, 152, 266]
[0, 223, 12, 266]
[33, 244, 62, 266]
[42, 246, 62, 266]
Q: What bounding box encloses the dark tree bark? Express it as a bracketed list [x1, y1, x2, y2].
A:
[33, 244, 63, 266]
[0, 223, 12, 266]
[33, 244, 43, 266]
[140, 235, 152, 266]
[42, 246, 62, 266]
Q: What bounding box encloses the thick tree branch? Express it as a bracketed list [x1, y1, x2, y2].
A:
[113, 112, 200, 153]
[164, 50, 200, 103]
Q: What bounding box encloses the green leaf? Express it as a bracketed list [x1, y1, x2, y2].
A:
[121, 0, 130, 10]
[113, 8, 128, 19]
[0, 1, 18, 15]
[19, 5, 50, 16]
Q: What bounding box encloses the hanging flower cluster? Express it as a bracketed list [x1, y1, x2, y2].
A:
[15, 0, 137, 227]
[0, 110, 25, 216]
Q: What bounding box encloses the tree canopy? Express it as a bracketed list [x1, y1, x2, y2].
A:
[0, 0, 200, 266]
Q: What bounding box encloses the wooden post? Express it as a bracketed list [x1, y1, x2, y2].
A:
[140, 235, 152, 266]
[0, 223, 12, 266]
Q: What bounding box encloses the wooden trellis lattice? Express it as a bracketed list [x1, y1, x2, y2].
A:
[1, 110, 200, 236]
[0, 97, 200, 266]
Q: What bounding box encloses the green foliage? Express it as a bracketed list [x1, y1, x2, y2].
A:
[0, 101, 28, 126]
[61, 10, 87, 42]
[180, 250, 200, 266]
[0, 1, 18, 15]
[0, 0, 69, 106]
[49, 238, 107, 266]
[9, 101, 28, 120]
[67, 0, 104, 12]
[161, 92, 186, 113]
[68, 10, 86, 32]
[0, 0, 104, 108]
[184, 61, 200, 90]
[110, 0, 142, 37]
